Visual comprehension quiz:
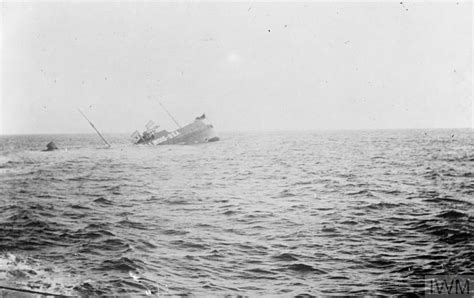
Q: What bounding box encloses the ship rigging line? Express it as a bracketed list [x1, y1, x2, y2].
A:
[0, 285, 62, 297]
[159, 102, 182, 129]
[77, 108, 112, 148]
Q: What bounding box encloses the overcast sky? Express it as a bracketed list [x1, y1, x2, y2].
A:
[1, 1, 472, 134]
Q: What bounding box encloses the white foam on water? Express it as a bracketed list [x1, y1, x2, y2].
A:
[0, 252, 79, 296]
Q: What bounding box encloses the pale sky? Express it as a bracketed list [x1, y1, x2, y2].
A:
[1, 1, 472, 134]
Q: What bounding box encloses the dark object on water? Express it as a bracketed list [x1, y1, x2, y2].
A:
[44, 141, 58, 151]
[207, 136, 219, 142]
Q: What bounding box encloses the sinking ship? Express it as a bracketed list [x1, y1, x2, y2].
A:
[131, 104, 219, 145]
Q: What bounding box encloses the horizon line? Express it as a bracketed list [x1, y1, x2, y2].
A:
[1, 127, 472, 136]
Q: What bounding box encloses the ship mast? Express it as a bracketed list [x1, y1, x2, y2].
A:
[77, 108, 111, 148]
[159, 102, 182, 129]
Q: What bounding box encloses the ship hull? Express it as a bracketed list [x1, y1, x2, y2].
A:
[136, 119, 219, 145]
[159, 126, 217, 145]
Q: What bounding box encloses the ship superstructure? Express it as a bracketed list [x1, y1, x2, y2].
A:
[131, 113, 219, 145]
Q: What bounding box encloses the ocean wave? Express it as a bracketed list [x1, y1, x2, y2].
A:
[0, 130, 472, 295]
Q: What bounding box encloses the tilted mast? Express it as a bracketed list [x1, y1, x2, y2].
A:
[77, 108, 111, 148]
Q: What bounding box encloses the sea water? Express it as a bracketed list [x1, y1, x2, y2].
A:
[0, 129, 472, 295]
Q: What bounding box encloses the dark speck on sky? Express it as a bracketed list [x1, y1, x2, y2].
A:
[1, 1, 471, 134]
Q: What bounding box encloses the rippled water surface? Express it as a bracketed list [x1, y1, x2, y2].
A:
[0, 130, 472, 295]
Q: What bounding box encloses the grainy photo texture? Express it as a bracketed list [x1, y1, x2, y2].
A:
[0, 0, 472, 296]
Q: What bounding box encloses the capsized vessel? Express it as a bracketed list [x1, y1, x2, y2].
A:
[131, 114, 219, 145]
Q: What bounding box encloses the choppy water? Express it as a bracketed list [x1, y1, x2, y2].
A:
[0, 130, 472, 296]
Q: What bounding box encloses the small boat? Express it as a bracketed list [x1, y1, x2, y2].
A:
[42, 141, 58, 151]
[131, 105, 219, 145]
